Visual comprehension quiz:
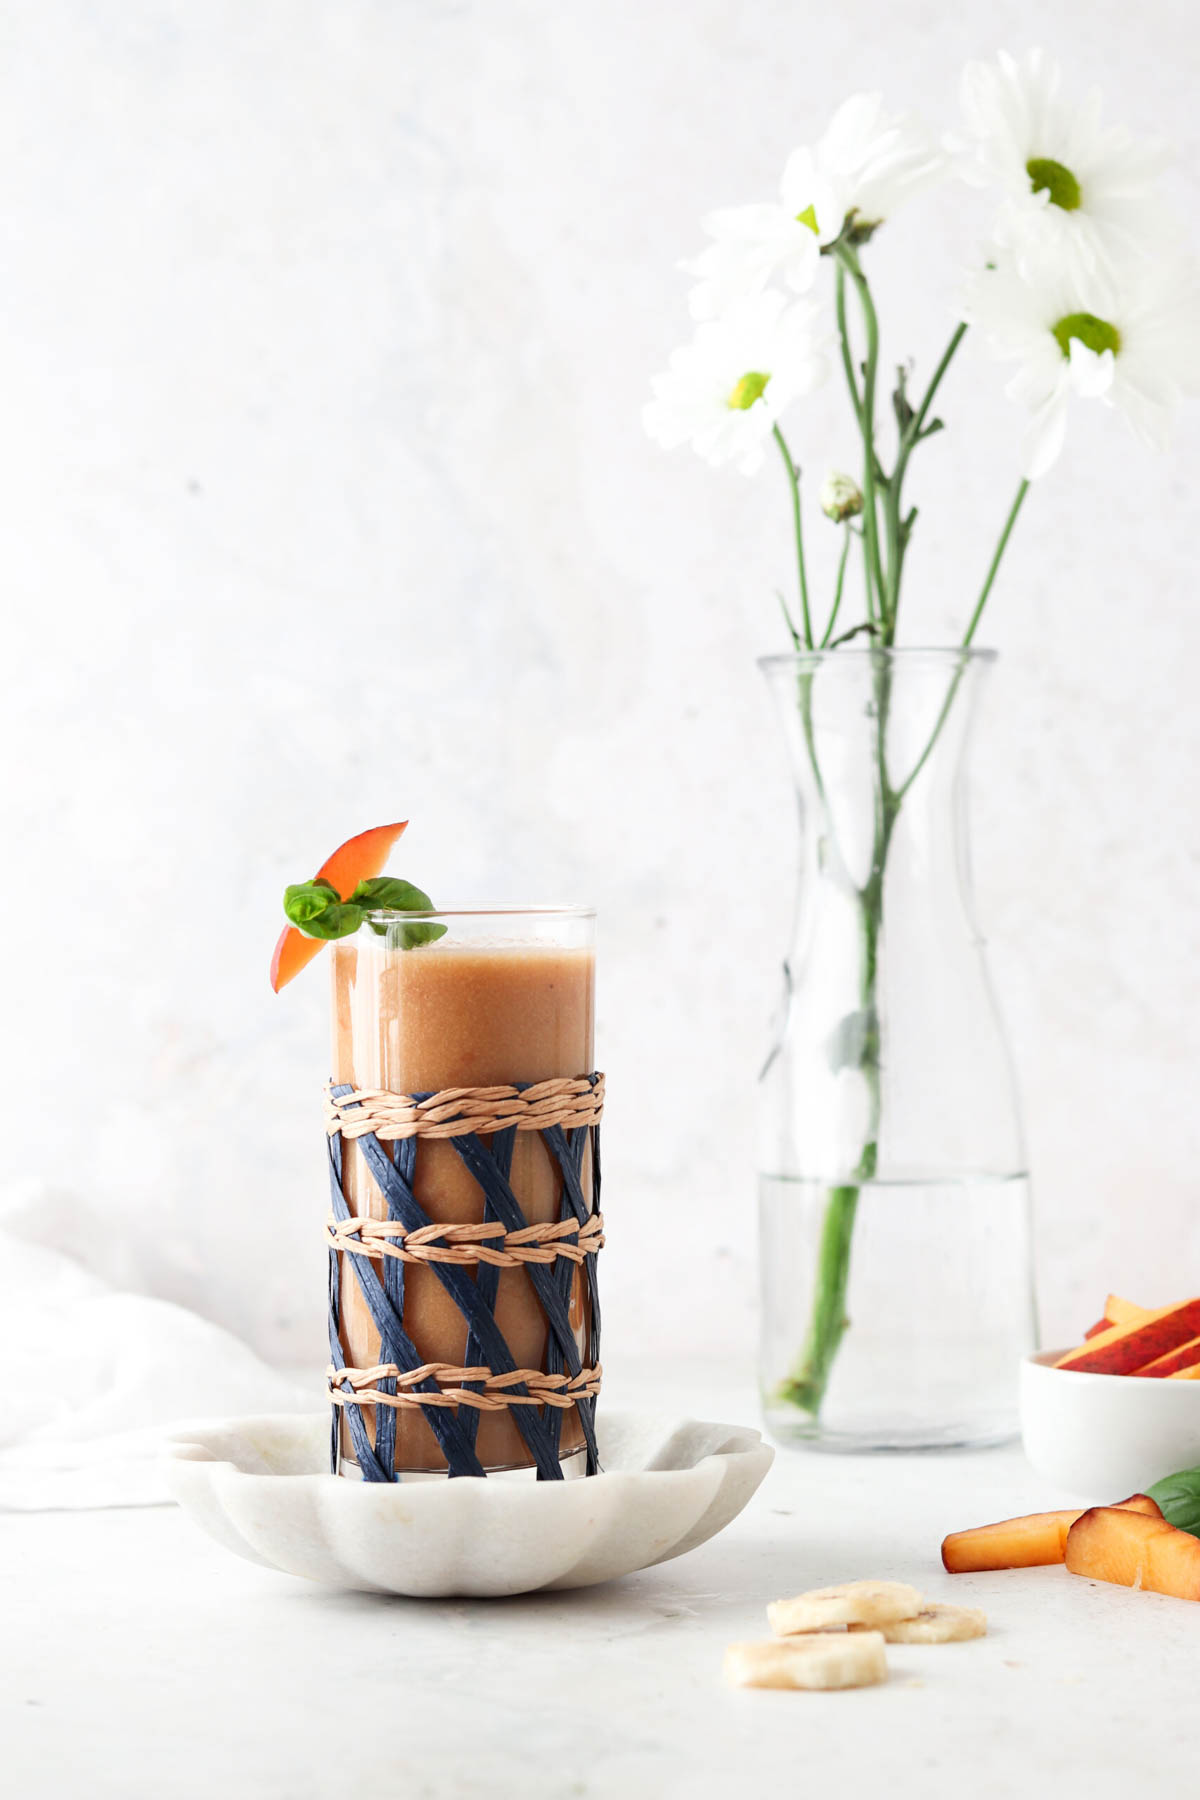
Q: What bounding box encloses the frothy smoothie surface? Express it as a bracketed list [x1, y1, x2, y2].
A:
[331, 937, 596, 1473]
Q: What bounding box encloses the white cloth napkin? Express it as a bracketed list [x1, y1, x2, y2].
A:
[0, 1228, 314, 1511]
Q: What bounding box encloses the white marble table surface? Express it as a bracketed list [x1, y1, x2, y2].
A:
[4, 1361, 1198, 1800]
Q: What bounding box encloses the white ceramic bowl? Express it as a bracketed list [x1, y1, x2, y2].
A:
[1021, 1348, 1200, 1497]
[164, 1409, 774, 1597]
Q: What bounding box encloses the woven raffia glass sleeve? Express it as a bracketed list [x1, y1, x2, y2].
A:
[325, 1077, 603, 1479]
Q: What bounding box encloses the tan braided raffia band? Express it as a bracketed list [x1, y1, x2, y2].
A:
[325, 1073, 605, 1142]
[328, 1362, 603, 1411]
[327, 1210, 605, 1267]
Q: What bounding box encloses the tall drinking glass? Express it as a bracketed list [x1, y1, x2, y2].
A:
[328, 907, 597, 1478]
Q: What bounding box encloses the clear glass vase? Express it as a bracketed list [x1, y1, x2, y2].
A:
[758, 648, 1037, 1452]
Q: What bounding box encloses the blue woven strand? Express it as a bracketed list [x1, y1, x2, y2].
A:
[543, 1113, 602, 1471]
[543, 1118, 603, 1343]
[327, 1126, 486, 1479]
[445, 1130, 600, 1478]
[542, 1120, 602, 1474]
[585, 1115, 603, 1472]
[372, 1135, 414, 1476]
[326, 1131, 390, 1480]
[337, 1091, 564, 1480]
[538, 1128, 579, 1476]
[458, 1125, 515, 1453]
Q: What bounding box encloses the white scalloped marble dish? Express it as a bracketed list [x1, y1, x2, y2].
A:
[164, 1410, 774, 1596]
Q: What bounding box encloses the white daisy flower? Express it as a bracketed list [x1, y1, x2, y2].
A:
[962, 248, 1200, 478]
[955, 49, 1172, 277]
[643, 291, 826, 476]
[685, 94, 944, 319]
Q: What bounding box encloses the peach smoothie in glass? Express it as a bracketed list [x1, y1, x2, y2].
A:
[329, 907, 597, 1476]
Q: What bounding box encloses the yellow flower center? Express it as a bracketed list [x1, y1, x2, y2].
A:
[1026, 157, 1082, 211]
[794, 203, 819, 235]
[727, 370, 771, 411]
[1051, 312, 1122, 359]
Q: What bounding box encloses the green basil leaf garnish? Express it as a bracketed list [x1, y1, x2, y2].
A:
[1147, 1467, 1200, 1539]
[283, 871, 446, 949]
[351, 877, 447, 947]
[292, 902, 365, 940]
[349, 877, 434, 910]
[284, 880, 341, 926]
[392, 919, 449, 948]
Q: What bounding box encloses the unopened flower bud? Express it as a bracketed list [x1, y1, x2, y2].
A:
[820, 472, 863, 522]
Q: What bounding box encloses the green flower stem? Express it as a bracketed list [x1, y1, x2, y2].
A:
[820, 525, 853, 648]
[834, 263, 865, 430]
[778, 659, 899, 1418]
[891, 477, 1033, 809]
[773, 424, 813, 648]
[777, 827, 894, 1415]
[771, 315, 1030, 1423]
[834, 262, 877, 626]
[776, 589, 803, 651]
[775, 1186, 861, 1413]
[784, 480, 1034, 1418]
[836, 247, 887, 633]
[910, 322, 968, 444]
[963, 479, 1030, 646]
[882, 321, 969, 626]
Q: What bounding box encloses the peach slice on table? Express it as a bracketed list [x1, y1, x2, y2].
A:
[1133, 1334, 1200, 1378]
[1054, 1299, 1200, 1375]
[1065, 1505, 1200, 1600]
[941, 1494, 1163, 1573]
[269, 821, 408, 992]
[1084, 1294, 1151, 1339]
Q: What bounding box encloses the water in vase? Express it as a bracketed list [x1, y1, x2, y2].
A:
[759, 1170, 1035, 1450]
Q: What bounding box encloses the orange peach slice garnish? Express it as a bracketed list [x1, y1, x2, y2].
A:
[270, 821, 408, 991]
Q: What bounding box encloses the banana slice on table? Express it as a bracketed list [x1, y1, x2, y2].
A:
[768, 1579, 924, 1636]
[851, 1603, 987, 1644]
[723, 1632, 888, 1691]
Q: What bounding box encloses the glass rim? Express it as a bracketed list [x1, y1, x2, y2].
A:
[758, 645, 998, 672]
[358, 903, 596, 923]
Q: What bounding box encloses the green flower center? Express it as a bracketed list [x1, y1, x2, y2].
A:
[727, 370, 771, 411]
[1026, 156, 1082, 211]
[1051, 312, 1122, 360]
[794, 203, 819, 235]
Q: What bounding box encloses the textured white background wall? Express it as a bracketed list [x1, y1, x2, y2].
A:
[5, 0, 1199, 1373]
